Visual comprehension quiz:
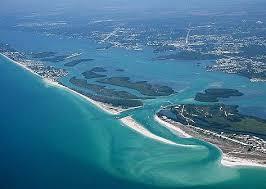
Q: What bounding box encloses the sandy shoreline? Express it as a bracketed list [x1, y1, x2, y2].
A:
[0, 53, 125, 115]
[2, 50, 185, 146]
[43, 78, 125, 115]
[120, 116, 177, 145]
[154, 115, 192, 138]
[155, 115, 266, 168]
[120, 116, 199, 148]
[0, 53, 40, 77]
[2, 52, 266, 168]
[221, 154, 266, 168]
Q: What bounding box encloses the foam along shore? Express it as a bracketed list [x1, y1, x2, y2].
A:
[0, 52, 40, 77]
[154, 115, 192, 138]
[221, 155, 266, 168]
[43, 78, 126, 115]
[120, 116, 199, 148]
[155, 115, 266, 168]
[0, 53, 124, 115]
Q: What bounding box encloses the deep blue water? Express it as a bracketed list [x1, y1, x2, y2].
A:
[1, 30, 266, 189]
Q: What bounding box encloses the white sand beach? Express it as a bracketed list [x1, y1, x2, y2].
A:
[2, 52, 265, 168]
[154, 115, 192, 138]
[1, 53, 40, 77]
[221, 155, 266, 168]
[120, 116, 178, 145]
[43, 78, 125, 115]
[155, 114, 266, 168]
[0, 53, 125, 115]
[120, 116, 199, 149]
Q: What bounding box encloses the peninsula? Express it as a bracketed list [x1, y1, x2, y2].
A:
[156, 104, 266, 167]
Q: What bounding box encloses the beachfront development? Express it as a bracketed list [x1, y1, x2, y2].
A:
[1, 41, 266, 168]
[156, 104, 266, 166]
[1, 1, 266, 187]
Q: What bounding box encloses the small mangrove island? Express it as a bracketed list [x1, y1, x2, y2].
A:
[64, 58, 94, 67]
[195, 88, 244, 102]
[82, 67, 107, 79]
[98, 76, 175, 96]
[69, 77, 143, 108]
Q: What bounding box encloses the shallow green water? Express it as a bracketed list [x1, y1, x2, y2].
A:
[1, 49, 266, 189]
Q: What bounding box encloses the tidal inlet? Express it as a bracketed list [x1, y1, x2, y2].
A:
[0, 0, 266, 188]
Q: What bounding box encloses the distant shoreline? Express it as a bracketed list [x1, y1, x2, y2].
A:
[155, 115, 266, 168]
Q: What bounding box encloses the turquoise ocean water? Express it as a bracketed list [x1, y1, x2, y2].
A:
[0, 30, 266, 188]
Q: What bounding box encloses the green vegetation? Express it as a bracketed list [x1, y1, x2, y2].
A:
[82, 71, 106, 79]
[82, 67, 107, 79]
[64, 58, 94, 67]
[70, 77, 138, 99]
[69, 77, 143, 108]
[158, 104, 266, 139]
[98, 77, 175, 96]
[69, 77, 146, 108]
[195, 88, 243, 102]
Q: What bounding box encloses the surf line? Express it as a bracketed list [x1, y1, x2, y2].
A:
[0, 53, 124, 115]
[1, 53, 200, 150]
[120, 116, 200, 148]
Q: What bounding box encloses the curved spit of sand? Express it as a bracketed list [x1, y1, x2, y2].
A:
[154, 115, 192, 138]
[6, 52, 262, 168]
[120, 116, 199, 148]
[154, 114, 266, 168]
